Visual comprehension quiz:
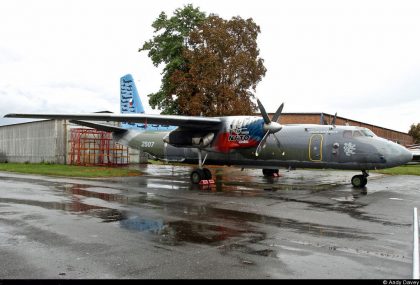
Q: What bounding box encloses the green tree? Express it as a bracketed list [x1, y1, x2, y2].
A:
[139, 4, 206, 114]
[171, 15, 266, 116]
[409, 123, 420, 144]
[140, 5, 266, 116]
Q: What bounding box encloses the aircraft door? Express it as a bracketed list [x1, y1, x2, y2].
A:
[309, 134, 323, 161]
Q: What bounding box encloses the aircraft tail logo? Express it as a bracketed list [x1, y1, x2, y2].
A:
[120, 74, 145, 114]
[120, 74, 147, 129]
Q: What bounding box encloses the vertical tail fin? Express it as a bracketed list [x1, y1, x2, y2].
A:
[120, 74, 144, 114]
[120, 74, 175, 131]
[120, 74, 147, 129]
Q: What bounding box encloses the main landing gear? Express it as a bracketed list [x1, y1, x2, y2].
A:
[190, 168, 212, 184]
[351, 170, 369, 188]
[190, 150, 213, 184]
[262, 169, 280, 177]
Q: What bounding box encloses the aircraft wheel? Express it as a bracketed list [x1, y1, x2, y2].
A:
[263, 169, 279, 177]
[191, 169, 205, 184]
[203, 168, 212, 180]
[351, 175, 367, 188]
[361, 176, 368, 187]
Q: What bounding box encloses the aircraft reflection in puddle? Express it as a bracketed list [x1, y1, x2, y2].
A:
[62, 184, 259, 246]
[118, 215, 257, 246]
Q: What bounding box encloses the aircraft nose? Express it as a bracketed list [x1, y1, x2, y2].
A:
[388, 144, 413, 166]
[402, 146, 414, 163]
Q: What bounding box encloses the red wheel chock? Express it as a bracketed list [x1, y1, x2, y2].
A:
[199, 179, 215, 185]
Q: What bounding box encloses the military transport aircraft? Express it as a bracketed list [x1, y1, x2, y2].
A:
[4, 76, 413, 187]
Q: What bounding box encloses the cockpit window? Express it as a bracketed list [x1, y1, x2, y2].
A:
[343, 129, 376, 138]
[343, 131, 352, 138]
[361, 129, 376, 137]
[353, 131, 363, 137]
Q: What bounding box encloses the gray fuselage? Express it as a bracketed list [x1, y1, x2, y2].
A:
[114, 123, 413, 171]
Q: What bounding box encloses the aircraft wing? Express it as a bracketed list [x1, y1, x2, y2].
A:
[4, 113, 222, 129]
[69, 120, 128, 133]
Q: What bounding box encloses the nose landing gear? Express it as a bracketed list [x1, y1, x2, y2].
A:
[351, 170, 369, 188]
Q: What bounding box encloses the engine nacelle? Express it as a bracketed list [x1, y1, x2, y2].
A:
[192, 132, 214, 147]
[163, 130, 215, 148]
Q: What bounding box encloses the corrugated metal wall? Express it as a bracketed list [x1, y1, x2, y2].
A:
[0, 120, 67, 164]
[128, 148, 149, 164]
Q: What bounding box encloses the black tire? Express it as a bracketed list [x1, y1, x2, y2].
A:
[263, 169, 279, 177]
[361, 176, 368, 187]
[351, 175, 365, 188]
[191, 169, 205, 184]
[203, 168, 212, 180]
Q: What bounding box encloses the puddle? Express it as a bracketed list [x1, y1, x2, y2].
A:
[119, 216, 164, 231]
[62, 185, 126, 203]
[0, 171, 397, 252]
[131, 165, 348, 194]
[97, 209, 128, 222]
[331, 196, 356, 202]
[117, 214, 256, 246]
[156, 220, 252, 246]
[389, 198, 404, 201]
[153, 222, 221, 245]
[220, 243, 277, 258]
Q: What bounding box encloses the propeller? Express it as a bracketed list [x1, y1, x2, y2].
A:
[255, 98, 284, 157]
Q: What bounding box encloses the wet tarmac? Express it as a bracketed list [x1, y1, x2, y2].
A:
[0, 165, 419, 279]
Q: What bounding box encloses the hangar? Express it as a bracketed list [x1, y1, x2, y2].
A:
[0, 113, 414, 165]
[0, 119, 145, 165]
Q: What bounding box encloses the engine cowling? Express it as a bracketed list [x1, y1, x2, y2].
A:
[163, 130, 215, 148]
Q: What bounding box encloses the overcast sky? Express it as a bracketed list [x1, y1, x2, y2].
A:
[0, 0, 419, 132]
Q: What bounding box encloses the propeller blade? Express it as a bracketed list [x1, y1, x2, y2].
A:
[256, 98, 271, 125]
[255, 99, 285, 156]
[271, 103, 284, 123]
[255, 131, 270, 157]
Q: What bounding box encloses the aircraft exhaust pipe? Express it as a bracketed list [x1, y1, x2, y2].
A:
[192, 133, 214, 147]
[200, 132, 214, 147]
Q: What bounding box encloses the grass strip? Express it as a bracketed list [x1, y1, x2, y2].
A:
[0, 163, 142, 177]
[374, 164, 420, 176]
